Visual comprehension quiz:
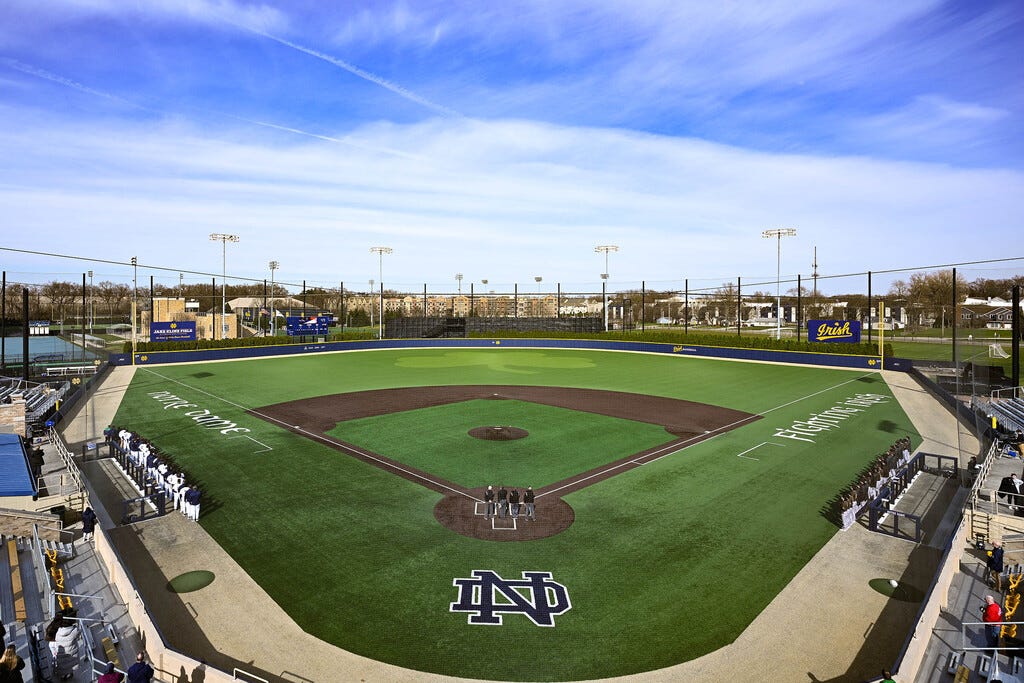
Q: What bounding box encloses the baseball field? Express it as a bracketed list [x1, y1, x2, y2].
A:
[111, 347, 918, 680]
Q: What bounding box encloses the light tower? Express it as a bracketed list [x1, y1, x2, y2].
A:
[269, 260, 280, 336]
[370, 247, 392, 339]
[595, 245, 619, 332]
[210, 233, 240, 339]
[130, 256, 138, 357]
[762, 228, 797, 340]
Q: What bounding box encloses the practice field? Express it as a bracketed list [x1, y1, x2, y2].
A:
[112, 348, 919, 681]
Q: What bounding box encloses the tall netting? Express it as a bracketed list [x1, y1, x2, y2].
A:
[1, 253, 1021, 390]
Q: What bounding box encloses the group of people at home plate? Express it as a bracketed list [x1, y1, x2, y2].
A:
[482, 485, 536, 520]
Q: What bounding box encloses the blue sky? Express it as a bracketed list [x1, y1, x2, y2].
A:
[1, 0, 1022, 294]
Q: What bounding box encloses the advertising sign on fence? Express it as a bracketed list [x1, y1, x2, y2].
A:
[150, 321, 197, 342]
[286, 315, 332, 336]
[807, 320, 861, 343]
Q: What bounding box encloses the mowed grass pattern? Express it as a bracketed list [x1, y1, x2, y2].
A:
[114, 349, 918, 680]
[327, 398, 674, 487]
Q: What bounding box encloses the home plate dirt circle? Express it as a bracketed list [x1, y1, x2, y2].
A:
[434, 488, 575, 541]
[467, 425, 529, 440]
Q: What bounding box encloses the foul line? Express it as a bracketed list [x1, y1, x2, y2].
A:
[142, 367, 881, 504]
[538, 370, 880, 499]
[139, 368, 478, 502]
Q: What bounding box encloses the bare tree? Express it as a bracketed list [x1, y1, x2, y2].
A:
[41, 281, 78, 332]
[96, 281, 131, 325]
[908, 269, 967, 330]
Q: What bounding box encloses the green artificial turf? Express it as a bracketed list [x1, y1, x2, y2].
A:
[114, 349, 919, 680]
[327, 398, 672, 488]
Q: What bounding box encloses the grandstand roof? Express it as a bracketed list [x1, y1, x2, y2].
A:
[0, 433, 36, 497]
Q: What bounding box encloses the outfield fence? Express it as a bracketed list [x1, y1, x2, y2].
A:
[109, 335, 907, 371]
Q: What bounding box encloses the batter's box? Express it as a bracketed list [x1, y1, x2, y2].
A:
[473, 501, 489, 517]
[491, 516, 517, 531]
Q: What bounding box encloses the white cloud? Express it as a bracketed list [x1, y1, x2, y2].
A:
[849, 95, 1010, 154]
[1, 111, 1020, 291]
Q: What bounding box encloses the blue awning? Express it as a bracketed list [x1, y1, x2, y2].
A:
[0, 433, 36, 497]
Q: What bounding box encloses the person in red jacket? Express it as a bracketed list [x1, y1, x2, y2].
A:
[983, 594, 1003, 649]
[98, 661, 124, 683]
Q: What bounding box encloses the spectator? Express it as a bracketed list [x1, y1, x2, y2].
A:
[988, 541, 1005, 592]
[999, 474, 1024, 513]
[881, 670, 896, 683]
[983, 594, 1003, 649]
[46, 610, 79, 681]
[98, 661, 124, 683]
[126, 652, 154, 683]
[0, 644, 25, 682]
[81, 506, 97, 543]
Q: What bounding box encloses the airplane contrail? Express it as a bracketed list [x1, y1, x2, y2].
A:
[1, 58, 147, 111]
[215, 113, 426, 160]
[239, 26, 463, 119]
[1, 58, 426, 161]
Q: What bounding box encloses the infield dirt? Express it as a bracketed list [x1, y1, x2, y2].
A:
[251, 385, 758, 540]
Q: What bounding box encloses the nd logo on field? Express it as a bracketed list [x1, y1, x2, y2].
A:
[450, 570, 571, 627]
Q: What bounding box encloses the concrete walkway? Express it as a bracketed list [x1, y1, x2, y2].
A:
[56, 365, 971, 683]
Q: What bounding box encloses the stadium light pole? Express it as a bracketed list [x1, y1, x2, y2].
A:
[456, 273, 463, 295]
[269, 260, 279, 337]
[210, 233, 239, 339]
[87, 270, 93, 336]
[370, 247, 392, 339]
[130, 256, 137, 359]
[368, 279, 375, 331]
[595, 245, 619, 332]
[762, 228, 797, 340]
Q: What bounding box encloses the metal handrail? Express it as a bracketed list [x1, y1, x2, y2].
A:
[961, 618, 1024, 651]
[47, 427, 85, 494]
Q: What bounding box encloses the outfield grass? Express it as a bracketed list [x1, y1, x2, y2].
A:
[115, 349, 918, 680]
[328, 398, 672, 487]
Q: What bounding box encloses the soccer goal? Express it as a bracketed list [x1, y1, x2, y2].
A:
[990, 343, 1010, 359]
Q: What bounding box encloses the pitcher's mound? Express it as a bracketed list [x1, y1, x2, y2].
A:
[468, 425, 529, 441]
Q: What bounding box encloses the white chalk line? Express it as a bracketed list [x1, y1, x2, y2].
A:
[736, 441, 785, 461]
[539, 371, 880, 498]
[139, 368, 477, 502]
[142, 367, 881, 504]
[236, 434, 273, 454]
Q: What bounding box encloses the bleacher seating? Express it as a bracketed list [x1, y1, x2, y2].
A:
[990, 398, 1024, 433]
[7, 538, 26, 622]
